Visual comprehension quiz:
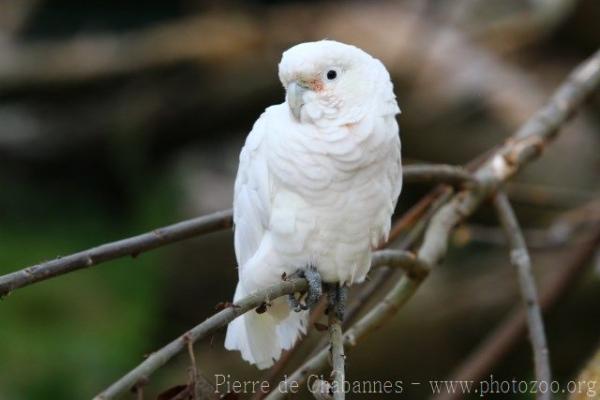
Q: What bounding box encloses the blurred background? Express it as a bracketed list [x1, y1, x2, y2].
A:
[0, 0, 599, 399]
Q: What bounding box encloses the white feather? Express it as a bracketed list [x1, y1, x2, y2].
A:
[225, 40, 402, 368]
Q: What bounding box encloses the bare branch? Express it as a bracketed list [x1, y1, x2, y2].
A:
[421, 47, 600, 262]
[298, 191, 452, 370]
[267, 263, 430, 400]
[370, 249, 429, 279]
[255, 191, 452, 400]
[403, 164, 475, 186]
[93, 248, 417, 400]
[311, 379, 334, 400]
[458, 198, 600, 248]
[328, 293, 345, 400]
[5, 43, 600, 400]
[266, 48, 600, 398]
[434, 226, 600, 400]
[252, 298, 327, 400]
[93, 277, 308, 400]
[0, 165, 464, 298]
[0, 209, 233, 297]
[493, 191, 551, 399]
[344, 187, 455, 328]
[185, 335, 219, 400]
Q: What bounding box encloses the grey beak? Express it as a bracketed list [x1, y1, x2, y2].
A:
[287, 81, 309, 120]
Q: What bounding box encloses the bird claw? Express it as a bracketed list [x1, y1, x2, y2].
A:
[326, 283, 348, 321]
[287, 266, 322, 312]
[288, 289, 308, 312]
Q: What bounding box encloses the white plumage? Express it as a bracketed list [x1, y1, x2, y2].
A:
[225, 40, 402, 369]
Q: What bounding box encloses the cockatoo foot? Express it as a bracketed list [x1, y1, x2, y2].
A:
[287, 266, 322, 312]
[325, 283, 348, 321]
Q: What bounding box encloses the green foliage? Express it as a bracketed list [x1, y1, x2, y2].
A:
[0, 174, 179, 399]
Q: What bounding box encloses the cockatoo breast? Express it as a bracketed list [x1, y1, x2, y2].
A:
[263, 98, 400, 284]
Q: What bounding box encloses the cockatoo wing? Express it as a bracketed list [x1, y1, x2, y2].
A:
[380, 75, 403, 211]
[227, 109, 308, 369]
[233, 112, 272, 269]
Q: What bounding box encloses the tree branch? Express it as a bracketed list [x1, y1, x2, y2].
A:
[370, 249, 429, 280]
[252, 298, 327, 400]
[265, 47, 600, 398]
[493, 191, 551, 400]
[92, 249, 418, 400]
[343, 189, 453, 330]
[434, 225, 600, 400]
[4, 43, 599, 400]
[266, 263, 430, 400]
[0, 209, 233, 297]
[254, 191, 451, 400]
[185, 335, 220, 400]
[403, 164, 475, 186]
[0, 165, 466, 298]
[328, 295, 345, 400]
[93, 277, 308, 400]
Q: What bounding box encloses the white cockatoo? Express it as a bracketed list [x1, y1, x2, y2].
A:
[225, 40, 402, 369]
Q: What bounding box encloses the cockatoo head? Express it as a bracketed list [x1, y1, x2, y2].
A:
[278, 40, 390, 125]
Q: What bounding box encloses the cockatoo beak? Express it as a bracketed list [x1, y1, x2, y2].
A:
[287, 80, 310, 120]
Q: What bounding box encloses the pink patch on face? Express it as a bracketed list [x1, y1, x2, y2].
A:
[309, 79, 324, 92]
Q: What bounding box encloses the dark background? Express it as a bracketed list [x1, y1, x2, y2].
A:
[0, 0, 599, 399]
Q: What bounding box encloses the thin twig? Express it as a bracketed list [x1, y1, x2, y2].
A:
[99, 47, 599, 400]
[345, 187, 454, 327]
[93, 277, 308, 400]
[276, 185, 449, 379]
[403, 164, 475, 186]
[256, 189, 452, 399]
[0, 166, 468, 298]
[135, 386, 143, 400]
[433, 225, 600, 400]
[92, 249, 419, 400]
[186, 337, 198, 400]
[252, 249, 422, 400]
[328, 292, 345, 400]
[0, 209, 233, 297]
[15, 46, 600, 399]
[186, 345, 219, 400]
[265, 47, 600, 399]
[385, 186, 449, 247]
[458, 197, 600, 249]
[266, 263, 430, 400]
[186, 335, 198, 392]
[341, 148, 496, 327]
[493, 191, 551, 400]
[347, 147, 500, 331]
[371, 249, 429, 279]
[252, 298, 327, 400]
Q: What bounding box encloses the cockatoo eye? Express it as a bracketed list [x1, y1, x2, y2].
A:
[324, 67, 341, 81]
